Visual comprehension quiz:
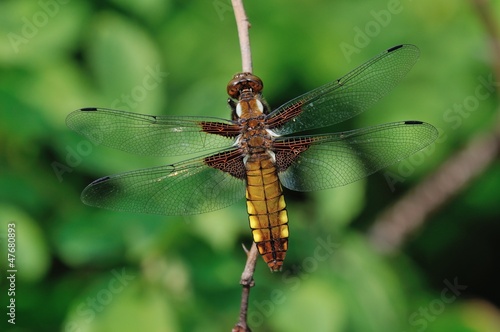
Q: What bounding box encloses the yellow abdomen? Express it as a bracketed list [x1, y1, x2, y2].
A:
[245, 155, 289, 271]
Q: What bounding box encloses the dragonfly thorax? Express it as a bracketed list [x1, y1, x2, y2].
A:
[235, 98, 265, 119]
[237, 120, 274, 155]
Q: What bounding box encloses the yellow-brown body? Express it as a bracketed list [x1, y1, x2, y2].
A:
[245, 154, 289, 271]
[228, 73, 290, 271]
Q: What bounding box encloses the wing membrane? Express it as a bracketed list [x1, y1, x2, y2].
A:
[81, 151, 246, 215]
[268, 45, 420, 135]
[276, 121, 438, 191]
[66, 108, 238, 157]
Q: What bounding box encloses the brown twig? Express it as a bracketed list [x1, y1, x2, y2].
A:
[232, 243, 258, 332]
[368, 0, 500, 252]
[231, 0, 253, 73]
[230, 0, 258, 331]
[369, 133, 500, 252]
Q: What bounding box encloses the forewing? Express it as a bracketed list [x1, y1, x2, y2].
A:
[276, 121, 438, 191]
[66, 108, 239, 157]
[267, 45, 420, 135]
[81, 150, 246, 215]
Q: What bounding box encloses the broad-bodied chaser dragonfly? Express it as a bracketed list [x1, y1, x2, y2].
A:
[67, 44, 437, 271]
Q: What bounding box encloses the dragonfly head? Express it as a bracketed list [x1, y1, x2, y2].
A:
[227, 72, 263, 100]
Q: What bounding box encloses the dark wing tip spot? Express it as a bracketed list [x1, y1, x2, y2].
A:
[404, 120, 424, 125]
[80, 107, 98, 112]
[387, 45, 403, 52]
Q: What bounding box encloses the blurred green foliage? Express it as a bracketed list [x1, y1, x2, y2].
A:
[1, 0, 500, 331]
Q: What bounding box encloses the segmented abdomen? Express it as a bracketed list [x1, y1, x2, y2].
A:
[245, 155, 289, 271]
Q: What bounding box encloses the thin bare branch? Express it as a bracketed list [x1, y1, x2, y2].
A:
[231, 0, 253, 73]
[232, 243, 258, 332]
[240, 242, 259, 285]
[230, 0, 258, 331]
[369, 133, 500, 252]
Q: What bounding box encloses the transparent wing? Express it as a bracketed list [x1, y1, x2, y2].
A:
[276, 121, 438, 191]
[66, 108, 239, 157]
[81, 151, 246, 215]
[268, 45, 420, 135]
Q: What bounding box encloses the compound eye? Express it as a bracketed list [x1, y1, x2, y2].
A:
[226, 73, 264, 98]
[227, 82, 240, 98]
[248, 76, 263, 93]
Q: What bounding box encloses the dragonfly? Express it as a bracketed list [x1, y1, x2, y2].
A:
[67, 44, 437, 272]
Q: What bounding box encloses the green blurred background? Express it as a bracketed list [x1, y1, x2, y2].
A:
[1, 0, 500, 331]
